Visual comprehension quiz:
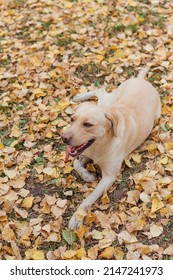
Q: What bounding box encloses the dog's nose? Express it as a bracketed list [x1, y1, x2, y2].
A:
[61, 133, 72, 145]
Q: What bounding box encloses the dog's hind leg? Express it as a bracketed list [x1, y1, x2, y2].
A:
[73, 88, 106, 102]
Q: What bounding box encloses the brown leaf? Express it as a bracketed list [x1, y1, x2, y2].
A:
[2, 224, 16, 241]
[99, 247, 114, 259]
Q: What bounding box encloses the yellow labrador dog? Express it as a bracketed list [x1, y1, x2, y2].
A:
[61, 68, 161, 229]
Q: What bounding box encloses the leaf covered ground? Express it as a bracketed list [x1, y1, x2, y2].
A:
[0, 0, 173, 260]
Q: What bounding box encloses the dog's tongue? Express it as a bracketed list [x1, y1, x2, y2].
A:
[65, 146, 70, 162]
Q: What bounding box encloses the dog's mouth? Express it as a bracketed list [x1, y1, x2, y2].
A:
[65, 139, 95, 161]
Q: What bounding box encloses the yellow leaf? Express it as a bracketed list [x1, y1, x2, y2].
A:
[21, 196, 34, 209]
[52, 167, 60, 178]
[159, 156, 168, 165]
[45, 127, 53, 138]
[30, 56, 42, 67]
[114, 247, 124, 260]
[43, 167, 54, 176]
[32, 88, 46, 97]
[25, 248, 35, 259]
[48, 70, 57, 78]
[75, 225, 88, 240]
[99, 247, 114, 259]
[63, 250, 76, 260]
[96, 54, 104, 62]
[147, 143, 157, 151]
[76, 248, 86, 259]
[108, 56, 116, 63]
[33, 250, 45, 260]
[76, 209, 87, 221]
[92, 230, 104, 240]
[162, 104, 170, 115]
[0, 141, 4, 150]
[125, 158, 132, 167]
[169, 15, 173, 24]
[63, 165, 73, 174]
[164, 143, 173, 150]
[101, 192, 110, 204]
[169, 41, 173, 49]
[87, 163, 96, 172]
[85, 212, 96, 225]
[114, 49, 124, 58]
[111, 45, 117, 50]
[131, 154, 141, 163]
[59, 98, 69, 110]
[10, 125, 21, 137]
[127, 0, 138, 6]
[151, 198, 164, 213]
[4, 169, 17, 179]
[40, 201, 51, 214]
[10, 140, 18, 147]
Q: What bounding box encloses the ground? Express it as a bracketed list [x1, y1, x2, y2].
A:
[0, 0, 173, 260]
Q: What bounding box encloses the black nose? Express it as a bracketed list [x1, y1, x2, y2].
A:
[62, 135, 72, 145]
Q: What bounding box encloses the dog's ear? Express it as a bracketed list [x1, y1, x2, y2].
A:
[105, 112, 125, 138]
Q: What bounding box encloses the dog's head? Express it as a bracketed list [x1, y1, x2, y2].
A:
[60, 102, 113, 158]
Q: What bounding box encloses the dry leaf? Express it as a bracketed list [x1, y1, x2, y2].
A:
[92, 230, 104, 240]
[164, 245, 173, 255]
[4, 169, 17, 179]
[2, 225, 16, 241]
[88, 246, 98, 260]
[118, 230, 138, 244]
[62, 250, 76, 260]
[21, 197, 34, 209]
[99, 247, 114, 259]
[151, 198, 164, 213]
[32, 250, 45, 260]
[150, 224, 163, 238]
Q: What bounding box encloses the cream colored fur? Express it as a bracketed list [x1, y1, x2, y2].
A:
[62, 68, 161, 229]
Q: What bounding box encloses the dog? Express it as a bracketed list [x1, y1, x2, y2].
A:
[60, 67, 161, 229]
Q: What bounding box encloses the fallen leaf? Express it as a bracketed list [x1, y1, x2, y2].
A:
[4, 169, 17, 179]
[99, 247, 114, 259]
[92, 230, 104, 240]
[2, 225, 16, 241]
[62, 250, 76, 260]
[150, 224, 163, 238]
[62, 230, 77, 245]
[151, 198, 164, 213]
[164, 245, 173, 255]
[43, 167, 54, 176]
[117, 230, 138, 244]
[87, 246, 98, 260]
[32, 250, 45, 260]
[76, 248, 86, 259]
[21, 197, 34, 209]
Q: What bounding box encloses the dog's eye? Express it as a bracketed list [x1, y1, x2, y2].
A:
[83, 122, 93, 127]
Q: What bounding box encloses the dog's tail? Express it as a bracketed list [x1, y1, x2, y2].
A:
[137, 67, 149, 79]
[73, 88, 106, 102]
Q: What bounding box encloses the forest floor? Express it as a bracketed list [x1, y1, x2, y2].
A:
[0, 0, 173, 260]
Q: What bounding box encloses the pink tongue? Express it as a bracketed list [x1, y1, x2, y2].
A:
[65, 146, 70, 161]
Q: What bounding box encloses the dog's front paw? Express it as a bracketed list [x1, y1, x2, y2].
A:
[68, 209, 86, 230]
[68, 215, 83, 230]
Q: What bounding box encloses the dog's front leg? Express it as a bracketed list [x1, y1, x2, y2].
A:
[69, 174, 116, 229]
